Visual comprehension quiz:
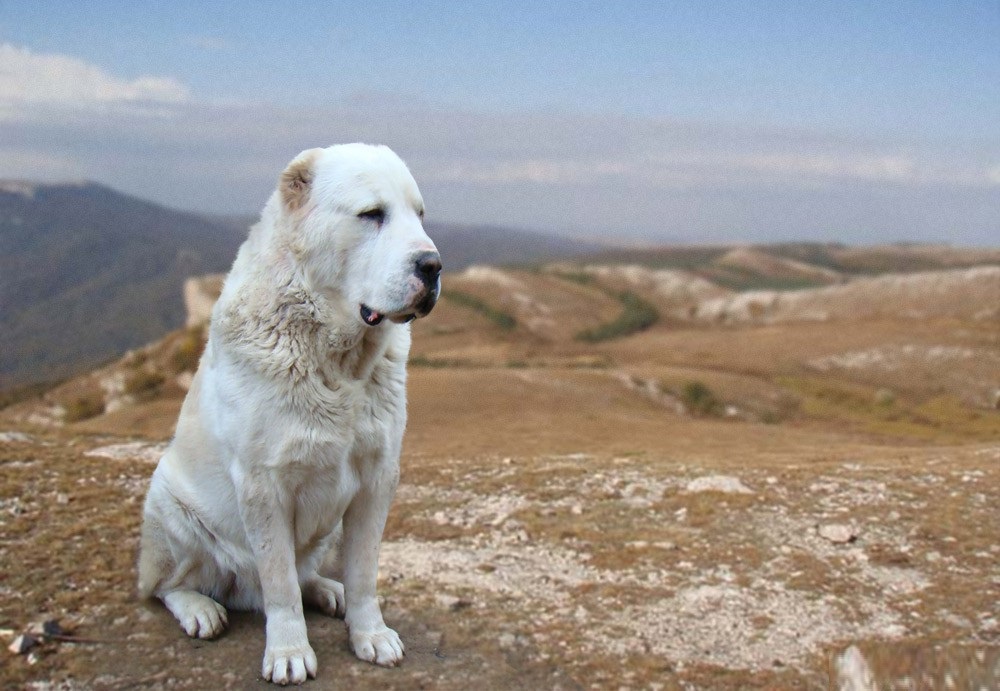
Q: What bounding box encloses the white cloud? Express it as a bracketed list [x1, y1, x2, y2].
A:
[0, 50, 994, 244]
[0, 43, 189, 120]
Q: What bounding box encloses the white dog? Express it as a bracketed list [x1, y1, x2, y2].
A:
[138, 144, 441, 685]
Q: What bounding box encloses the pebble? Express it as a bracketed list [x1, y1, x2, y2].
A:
[8, 634, 38, 655]
[0, 432, 33, 444]
[685, 475, 753, 494]
[817, 524, 859, 544]
[435, 594, 471, 611]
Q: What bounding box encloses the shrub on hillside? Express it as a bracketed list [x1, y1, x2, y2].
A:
[443, 291, 517, 331]
[680, 381, 724, 417]
[64, 392, 105, 422]
[575, 291, 658, 342]
[171, 326, 206, 373]
[124, 369, 165, 397]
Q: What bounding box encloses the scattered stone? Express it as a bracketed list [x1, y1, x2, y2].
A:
[817, 524, 859, 544]
[8, 633, 38, 655]
[498, 633, 516, 650]
[435, 594, 472, 611]
[27, 620, 66, 638]
[83, 442, 167, 464]
[685, 475, 753, 494]
[0, 431, 33, 444]
[56, 493, 69, 505]
[570, 504, 584, 516]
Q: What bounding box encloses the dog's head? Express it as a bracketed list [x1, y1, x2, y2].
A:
[278, 144, 441, 326]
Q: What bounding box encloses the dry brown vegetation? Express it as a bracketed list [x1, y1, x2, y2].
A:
[1, 247, 998, 689]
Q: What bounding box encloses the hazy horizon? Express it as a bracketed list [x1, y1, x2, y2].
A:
[1, 2, 997, 246]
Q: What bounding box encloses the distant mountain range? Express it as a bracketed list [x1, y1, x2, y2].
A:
[0, 181, 604, 389]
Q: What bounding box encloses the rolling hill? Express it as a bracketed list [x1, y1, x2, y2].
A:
[0, 181, 246, 389]
[0, 182, 604, 390]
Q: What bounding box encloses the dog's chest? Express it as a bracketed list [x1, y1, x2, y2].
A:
[288, 343, 406, 462]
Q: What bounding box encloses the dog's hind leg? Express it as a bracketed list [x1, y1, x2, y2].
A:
[162, 589, 228, 639]
[302, 575, 345, 618]
[138, 484, 230, 640]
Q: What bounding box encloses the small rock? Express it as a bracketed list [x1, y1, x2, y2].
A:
[26, 619, 65, 638]
[882, 623, 907, 637]
[56, 493, 69, 505]
[0, 432, 33, 444]
[980, 616, 999, 633]
[498, 633, 516, 650]
[684, 475, 753, 494]
[570, 504, 583, 516]
[435, 594, 471, 611]
[8, 634, 38, 655]
[817, 524, 859, 544]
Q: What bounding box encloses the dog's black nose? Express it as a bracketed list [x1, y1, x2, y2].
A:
[414, 251, 442, 287]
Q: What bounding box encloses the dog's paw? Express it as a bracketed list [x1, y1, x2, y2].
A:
[162, 590, 228, 639]
[262, 642, 317, 685]
[350, 625, 404, 667]
[302, 576, 345, 618]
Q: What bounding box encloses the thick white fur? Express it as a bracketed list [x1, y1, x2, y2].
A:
[138, 144, 438, 685]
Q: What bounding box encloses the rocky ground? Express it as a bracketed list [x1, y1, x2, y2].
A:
[2, 389, 998, 689]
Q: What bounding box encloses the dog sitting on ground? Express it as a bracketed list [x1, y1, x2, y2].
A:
[138, 144, 441, 685]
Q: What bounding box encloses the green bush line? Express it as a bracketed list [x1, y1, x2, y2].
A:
[575, 290, 658, 342]
[442, 290, 517, 330]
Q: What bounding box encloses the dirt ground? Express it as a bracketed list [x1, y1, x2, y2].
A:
[2, 277, 999, 689]
[2, 364, 998, 689]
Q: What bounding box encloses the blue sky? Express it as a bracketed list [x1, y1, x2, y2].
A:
[1, 1, 997, 244]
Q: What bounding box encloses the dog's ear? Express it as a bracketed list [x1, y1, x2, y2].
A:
[279, 148, 323, 212]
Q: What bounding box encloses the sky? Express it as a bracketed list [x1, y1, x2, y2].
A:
[1, 1, 997, 245]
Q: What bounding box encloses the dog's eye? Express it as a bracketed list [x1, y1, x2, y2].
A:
[357, 207, 386, 224]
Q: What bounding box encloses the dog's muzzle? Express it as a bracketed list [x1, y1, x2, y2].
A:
[360, 251, 442, 326]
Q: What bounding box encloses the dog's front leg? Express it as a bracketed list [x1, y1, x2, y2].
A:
[238, 472, 317, 685]
[341, 464, 404, 667]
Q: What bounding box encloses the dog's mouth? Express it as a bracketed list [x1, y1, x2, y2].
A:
[360, 293, 437, 327]
[359, 304, 418, 326]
